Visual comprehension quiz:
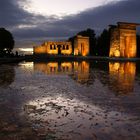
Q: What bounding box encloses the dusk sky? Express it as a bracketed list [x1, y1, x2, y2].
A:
[0, 0, 140, 48]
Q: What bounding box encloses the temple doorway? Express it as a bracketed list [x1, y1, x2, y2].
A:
[57, 45, 61, 55]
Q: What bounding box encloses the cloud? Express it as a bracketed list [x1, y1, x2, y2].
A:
[48, 0, 140, 35]
[0, 0, 52, 33]
[0, 0, 31, 27]
[1, 0, 140, 42]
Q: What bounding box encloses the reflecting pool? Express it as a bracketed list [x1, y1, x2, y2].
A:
[0, 61, 140, 140]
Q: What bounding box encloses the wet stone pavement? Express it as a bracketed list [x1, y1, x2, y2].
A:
[0, 61, 140, 140]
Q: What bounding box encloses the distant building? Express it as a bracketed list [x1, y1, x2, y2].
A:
[33, 35, 89, 56]
[34, 41, 72, 55]
[109, 22, 140, 58]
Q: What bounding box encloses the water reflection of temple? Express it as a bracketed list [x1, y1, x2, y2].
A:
[109, 62, 136, 95]
[34, 61, 136, 93]
[34, 62, 73, 75]
[34, 61, 90, 84]
[72, 61, 90, 84]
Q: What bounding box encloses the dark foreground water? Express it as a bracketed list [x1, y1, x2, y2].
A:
[0, 60, 140, 140]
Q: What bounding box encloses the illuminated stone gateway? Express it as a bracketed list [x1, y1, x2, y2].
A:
[74, 35, 89, 56]
[109, 22, 140, 58]
[34, 35, 89, 56]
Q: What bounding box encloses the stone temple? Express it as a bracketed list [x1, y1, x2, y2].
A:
[109, 22, 140, 58]
[34, 35, 89, 56]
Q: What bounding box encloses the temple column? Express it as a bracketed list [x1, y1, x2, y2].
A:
[67, 45, 69, 49]
[120, 36, 125, 57]
[52, 44, 54, 50]
[55, 45, 57, 52]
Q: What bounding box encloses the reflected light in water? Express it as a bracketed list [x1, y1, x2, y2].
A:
[73, 61, 90, 83]
[34, 62, 73, 75]
[24, 95, 136, 139]
[61, 62, 73, 72]
[109, 62, 136, 95]
[19, 62, 34, 71]
[34, 61, 90, 84]
[18, 61, 137, 94]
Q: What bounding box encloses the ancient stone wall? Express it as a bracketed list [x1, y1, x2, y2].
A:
[109, 22, 139, 58]
[109, 26, 120, 57]
[34, 41, 72, 55]
[119, 28, 137, 58]
[74, 35, 89, 56]
[47, 41, 72, 55]
[33, 45, 47, 54]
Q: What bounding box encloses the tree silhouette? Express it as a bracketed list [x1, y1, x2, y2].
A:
[0, 28, 15, 56]
[68, 36, 75, 54]
[96, 29, 110, 56]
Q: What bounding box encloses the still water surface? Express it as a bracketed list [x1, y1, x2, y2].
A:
[0, 61, 140, 140]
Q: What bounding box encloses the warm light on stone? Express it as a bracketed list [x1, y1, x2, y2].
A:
[34, 41, 72, 55]
[109, 22, 140, 58]
[34, 35, 89, 56]
[114, 50, 120, 57]
[34, 45, 47, 54]
[74, 35, 89, 56]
